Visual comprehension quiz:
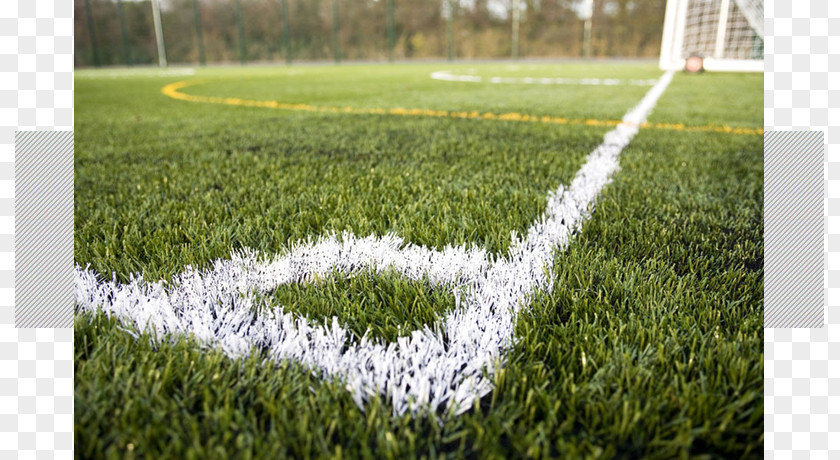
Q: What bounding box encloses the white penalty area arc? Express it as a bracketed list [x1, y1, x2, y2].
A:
[430, 70, 659, 86]
[75, 70, 676, 418]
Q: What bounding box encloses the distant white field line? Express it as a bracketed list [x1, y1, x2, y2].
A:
[430, 70, 659, 86]
[76, 71, 676, 418]
[76, 68, 196, 79]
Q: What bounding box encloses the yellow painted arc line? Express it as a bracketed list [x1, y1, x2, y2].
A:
[161, 80, 763, 136]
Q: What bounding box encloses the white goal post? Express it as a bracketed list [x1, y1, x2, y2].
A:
[659, 0, 764, 72]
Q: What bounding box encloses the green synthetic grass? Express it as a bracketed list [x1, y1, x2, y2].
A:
[74, 62, 763, 459]
[268, 270, 458, 342]
[76, 65, 618, 281]
[182, 63, 658, 118]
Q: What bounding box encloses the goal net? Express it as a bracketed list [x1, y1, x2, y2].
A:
[659, 0, 764, 72]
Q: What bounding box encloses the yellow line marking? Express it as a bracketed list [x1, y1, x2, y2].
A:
[161, 80, 763, 136]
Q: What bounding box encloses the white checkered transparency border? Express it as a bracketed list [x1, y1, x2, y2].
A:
[0, 1, 74, 459]
[0, 0, 834, 457]
[764, 0, 840, 458]
[764, 131, 824, 329]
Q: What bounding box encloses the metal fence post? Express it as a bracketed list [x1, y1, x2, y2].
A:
[151, 0, 167, 67]
[332, 0, 340, 63]
[446, 0, 454, 61]
[582, 0, 593, 58]
[387, 0, 395, 62]
[82, 0, 100, 67]
[235, 0, 246, 64]
[512, 0, 520, 59]
[117, 0, 131, 66]
[282, 0, 291, 65]
[192, 0, 206, 66]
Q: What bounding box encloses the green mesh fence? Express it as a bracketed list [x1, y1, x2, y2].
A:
[75, 0, 667, 67]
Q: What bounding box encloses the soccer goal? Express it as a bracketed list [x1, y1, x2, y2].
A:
[659, 0, 764, 72]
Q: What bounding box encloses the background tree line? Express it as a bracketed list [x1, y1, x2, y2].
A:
[74, 0, 667, 67]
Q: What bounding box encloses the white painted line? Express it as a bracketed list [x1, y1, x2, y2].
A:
[430, 70, 659, 86]
[75, 71, 675, 417]
[75, 68, 196, 79]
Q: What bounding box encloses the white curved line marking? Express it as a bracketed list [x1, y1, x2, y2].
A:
[75, 71, 674, 417]
[431, 70, 658, 86]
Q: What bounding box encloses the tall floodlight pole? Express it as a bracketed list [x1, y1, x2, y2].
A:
[446, 0, 454, 61]
[235, 0, 246, 65]
[82, 0, 100, 67]
[387, 0, 395, 62]
[512, 0, 520, 59]
[151, 0, 167, 67]
[332, 0, 340, 63]
[117, 0, 131, 66]
[282, 0, 291, 64]
[582, 0, 593, 58]
[192, 0, 206, 66]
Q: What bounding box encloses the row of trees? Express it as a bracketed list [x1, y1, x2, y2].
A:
[74, 0, 667, 67]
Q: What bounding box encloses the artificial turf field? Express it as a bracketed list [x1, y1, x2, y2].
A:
[74, 61, 763, 459]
